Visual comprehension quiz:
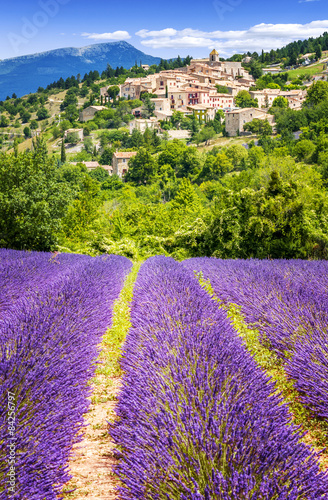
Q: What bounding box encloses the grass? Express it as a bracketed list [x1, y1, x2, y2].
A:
[96, 260, 141, 379]
[197, 133, 256, 152]
[62, 260, 141, 498]
[197, 273, 328, 470]
[287, 62, 326, 80]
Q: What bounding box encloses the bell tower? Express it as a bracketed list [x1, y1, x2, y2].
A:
[209, 49, 219, 63]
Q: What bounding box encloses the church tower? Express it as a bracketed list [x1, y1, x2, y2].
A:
[209, 49, 219, 63]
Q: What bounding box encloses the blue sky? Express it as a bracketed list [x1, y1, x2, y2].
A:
[0, 0, 327, 61]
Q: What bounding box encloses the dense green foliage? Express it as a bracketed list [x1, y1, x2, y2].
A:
[231, 31, 328, 68]
[2, 80, 328, 260]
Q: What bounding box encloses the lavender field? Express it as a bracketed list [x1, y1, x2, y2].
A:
[112, 256, 328, 499]
[0, 249, 132, 499]
[2, 252, 328, 499]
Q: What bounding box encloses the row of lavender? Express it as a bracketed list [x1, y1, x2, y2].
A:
[112, 256, 328, 499]
[183, 258, 328, 423]
[0, 249, 132, 499]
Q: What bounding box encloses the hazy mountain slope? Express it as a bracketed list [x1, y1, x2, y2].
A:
[0, 41, 162, 99]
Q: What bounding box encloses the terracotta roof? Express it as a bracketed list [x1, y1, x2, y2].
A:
[113, 152, 138, 159]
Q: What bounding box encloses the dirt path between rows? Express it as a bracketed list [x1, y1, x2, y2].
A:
[61, 262, 140, 500]
[64, 373, 121, 499]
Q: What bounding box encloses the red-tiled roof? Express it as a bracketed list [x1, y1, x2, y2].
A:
[113, 152, 137, 159]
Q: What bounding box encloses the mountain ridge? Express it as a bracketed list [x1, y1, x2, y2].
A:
[0, 41, 162, 99]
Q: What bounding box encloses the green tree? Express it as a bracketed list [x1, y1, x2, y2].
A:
[107, 85, 120, 102]
[89, 166, 110, 183]
[61, 139, 66, 163]
[141, 94, 155, 118]
[272, 96, 289, 108]
[225, 144, 248, 168]
[172, 178, 198, 208]
[0, 151, 71, 250]
[294, 139, 316, 163]
[65, 131, 80, 144]
[315, 44, 322, 60]
[23, 126, 31, 138]
[235, 91, 258, 108]
[125, 147, 157, 184]
[36, 107, 49, 120]
[305, 81, 328, 106]
[62, 176, 102, 236]
[215, 85, 229, 94]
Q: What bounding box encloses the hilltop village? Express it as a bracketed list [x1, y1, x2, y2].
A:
[71, 49, 307, 175]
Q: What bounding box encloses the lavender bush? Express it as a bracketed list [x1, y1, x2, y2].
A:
[0, 250, 132, 499]
[112, 256, 328, 499]
[183, 258, 328, 423]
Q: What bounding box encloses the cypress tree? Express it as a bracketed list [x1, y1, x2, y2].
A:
[61, 139, 66, 163]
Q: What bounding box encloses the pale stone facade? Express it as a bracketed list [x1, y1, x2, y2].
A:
[64, 128, 84, 142]
[112, 151, 137, 178]
[225, 108, 275, 136]
[129, 118, 159, 134]
[79, 106, 106, 122]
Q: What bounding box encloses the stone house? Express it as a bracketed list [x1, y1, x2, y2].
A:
[186, 104, 216, 121]
[64, 128, 84, 142]
[79, 106, 106, 122]
[225, 108, 275, 136]
[129, 118, 159, 134]
[112, 151, 137, 178]
[70, 161, 113, 174]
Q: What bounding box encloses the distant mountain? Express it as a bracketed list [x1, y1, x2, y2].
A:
[0, 41, 162, 99]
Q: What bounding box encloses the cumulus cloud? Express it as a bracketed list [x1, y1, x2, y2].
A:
[136, 21, 328, 55]
[81, 31, 131, 40]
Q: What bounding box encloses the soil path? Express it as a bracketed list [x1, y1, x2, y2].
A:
[62, 262, 140, 499]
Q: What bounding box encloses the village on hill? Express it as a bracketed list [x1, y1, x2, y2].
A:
[0, 46, 327, 179]
[67, 49, 313, 176]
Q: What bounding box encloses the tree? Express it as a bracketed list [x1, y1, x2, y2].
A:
[0, 115, 9, 127]
[0, 151, 72, 250]
[62, 176, 102, 236]
[61, 139, 66, 163]
[197, 152, 233, 182]
[235, 91, 258, 108]
[30, 120, 38, 130]
[305, 81, 328, 106]
[215, 85, 229, 94]
[64, 104, 79, 122]
[294, 140, 316, 163]
[36, 107, 49, 120]
[125, 147, 157, 184]
[225, 144, 248, 168]
[141, 94, 155, 118]
[23, 126, 31, 138]
[172, 178, 198, 208]
[199, 127, 216, 145]
[88, 166, 110, 183]
[20, 109, 31, 123]
[244, 119, 272, 136]
[272, 96, 289, 109]
[248, 146, 265, 168]
[249, 61, 263, 79]
[315, 44, 322, 60]
[107, 85, 120, 101]
[171, 111, 185, 129]
[65, 131, 80, 144]
[83, 136, 94, 154]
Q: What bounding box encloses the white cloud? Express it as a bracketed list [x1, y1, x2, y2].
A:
[81, 31, 131, 40]
[136, 21, 328, 55]
[136, 28, 177, 38]
[299, 0, 320, 3]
